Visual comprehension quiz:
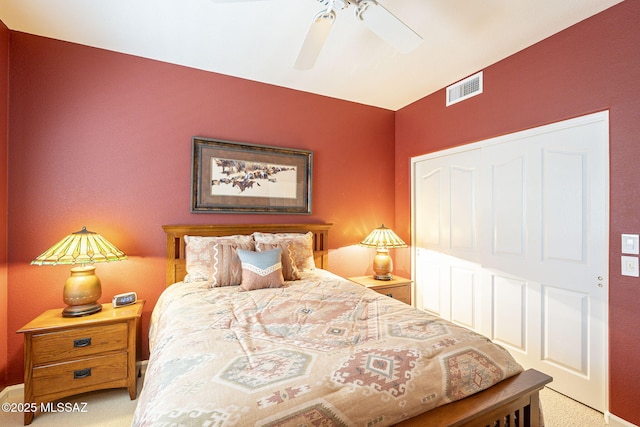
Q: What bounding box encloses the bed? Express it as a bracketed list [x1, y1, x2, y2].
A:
[132, 223, 551, 427]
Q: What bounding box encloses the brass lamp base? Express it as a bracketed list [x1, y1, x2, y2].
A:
[372, 247, 393, 281]
[62, 302, 102, 317]
[62, 265, 103, 317]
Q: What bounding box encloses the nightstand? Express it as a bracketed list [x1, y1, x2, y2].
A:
[17, 300, 144, 425]
[349, 275, 412, 305]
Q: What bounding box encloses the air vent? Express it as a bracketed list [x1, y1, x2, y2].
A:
[446, 72, 483, 106]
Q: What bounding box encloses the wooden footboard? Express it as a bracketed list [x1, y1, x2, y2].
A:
[396, 369, 552, 427]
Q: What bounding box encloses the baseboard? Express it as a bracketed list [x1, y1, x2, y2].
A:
[0, 360, 148, 403]
[0, 383, 23, 403]
[607, 411, 639, 427]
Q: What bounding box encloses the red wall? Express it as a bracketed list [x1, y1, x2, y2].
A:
[5, 32, 396, 385]
[4, 2, 639, 423]
[0, 20, 9, 388]
[395, 1, 640, 424]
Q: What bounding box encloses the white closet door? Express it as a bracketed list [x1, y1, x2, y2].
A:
[414, 149, 482, 329]
[412, 111, 609, 412]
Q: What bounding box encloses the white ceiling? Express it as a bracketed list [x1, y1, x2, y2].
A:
[0, 0, 624, 110]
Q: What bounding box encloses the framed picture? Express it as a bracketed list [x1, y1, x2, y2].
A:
[191, 137, 313, 214]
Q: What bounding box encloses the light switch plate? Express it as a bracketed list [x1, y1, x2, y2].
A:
[621, 256, 639, 277]
[621, 234, 640, 254]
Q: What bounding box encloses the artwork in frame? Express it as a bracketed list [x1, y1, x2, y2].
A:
[191, 137, 313, 214]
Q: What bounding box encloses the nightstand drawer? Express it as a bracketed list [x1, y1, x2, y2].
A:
[32, 352, 128, 396]
[375, 284, 411, 304]
[32, 322, 128, 365]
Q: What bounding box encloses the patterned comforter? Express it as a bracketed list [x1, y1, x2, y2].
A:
[132, 269, 522, 426]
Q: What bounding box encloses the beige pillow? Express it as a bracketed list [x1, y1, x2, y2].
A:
[253, 232, 316, 271]
[256, 241, 300, 281]
[209, 242, 252, 287]
[183, 235, 254, 283]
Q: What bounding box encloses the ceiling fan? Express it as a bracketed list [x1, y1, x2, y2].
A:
[212, 0, 422, 70]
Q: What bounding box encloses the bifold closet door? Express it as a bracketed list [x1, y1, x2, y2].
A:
[412, 111, 609, 412]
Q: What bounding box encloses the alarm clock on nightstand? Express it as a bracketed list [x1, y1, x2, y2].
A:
[112, 292, 137, 308]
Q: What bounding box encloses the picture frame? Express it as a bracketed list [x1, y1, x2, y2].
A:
[191, 137, 313, 214]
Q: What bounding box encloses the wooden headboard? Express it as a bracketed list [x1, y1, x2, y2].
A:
[162, 223, 332, 286]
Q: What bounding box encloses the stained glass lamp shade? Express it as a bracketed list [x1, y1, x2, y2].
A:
[31, 227, 127, 317]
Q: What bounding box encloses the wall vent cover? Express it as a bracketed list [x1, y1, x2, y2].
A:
[446, 72, 483, 106]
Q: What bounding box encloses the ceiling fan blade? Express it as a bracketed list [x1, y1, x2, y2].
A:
[355, 0, 422, 53]
[294, 10, 336, 70]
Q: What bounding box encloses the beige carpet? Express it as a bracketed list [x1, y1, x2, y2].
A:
[0, 377, 142, 426]
[1, 374, 606, 427]
[540, 387, 607, 427]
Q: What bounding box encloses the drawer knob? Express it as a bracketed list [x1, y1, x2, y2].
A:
[73, 337, 92, 348]
[73, 368, 92, 379]
[386, 293, 393, 298]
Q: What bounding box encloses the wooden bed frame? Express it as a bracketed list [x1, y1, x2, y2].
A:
[162, 223, 552, 427]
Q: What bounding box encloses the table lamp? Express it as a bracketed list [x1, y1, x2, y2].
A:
[359, 224, 407, 280]
[31, 226, 127, 317]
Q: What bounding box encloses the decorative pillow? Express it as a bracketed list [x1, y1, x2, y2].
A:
[253, 232, 316, 271]
[256, 242, 301, 281]
[237, 248, 285, 291]
[184, 235, 254, 283]
[209, 242, 251, 287]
